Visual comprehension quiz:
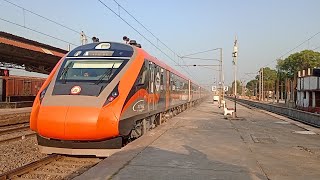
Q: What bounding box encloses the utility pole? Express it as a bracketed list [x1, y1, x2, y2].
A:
[80, 31, 88, 45]
[259, 69, 261, 101]
[262, 68, 264, 101]
[232, 36, 238, 117]
[219, 48, 224, 104]
[276, 78, 280, 103]
[255, 82, 258, 99]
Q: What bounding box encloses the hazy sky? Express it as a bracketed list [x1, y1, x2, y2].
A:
[1, 0, 320, 86]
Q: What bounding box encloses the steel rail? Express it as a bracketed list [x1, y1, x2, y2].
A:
[0, 132, 36, 144]
[0, 126, 30, 136]
[0, 154, 61, 180]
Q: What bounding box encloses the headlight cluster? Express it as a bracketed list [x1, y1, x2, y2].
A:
[104, 84, 119, 106]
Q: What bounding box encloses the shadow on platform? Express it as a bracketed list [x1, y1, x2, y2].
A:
[107, 145, 266, 180]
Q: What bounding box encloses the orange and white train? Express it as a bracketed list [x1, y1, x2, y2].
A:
[30, 42, 207, 156]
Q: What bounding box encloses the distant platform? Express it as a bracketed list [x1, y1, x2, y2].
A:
[0, 107, 31, 126]
[0, 101, 33, 108]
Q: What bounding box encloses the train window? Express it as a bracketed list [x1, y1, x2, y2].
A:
[155, 66, 161, 92]
[136, 61, 148, 86]
[147, 61, 155, 93]
[171, 73, 176, 91]
[57, 58, 127, 83]
[160, 68, 164, 91]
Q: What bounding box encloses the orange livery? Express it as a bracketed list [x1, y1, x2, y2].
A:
[30, 42, 206, 156]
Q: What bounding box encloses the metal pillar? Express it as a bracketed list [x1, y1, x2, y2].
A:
[255, 82, 258, 98]
[234, 60, 237, 115]
[220, 48, 224, 102]
[261, 68, 264, 101]
[259, 69, 262, 101]
[276, 79, 280, 103]
[232, 37, 238, 117]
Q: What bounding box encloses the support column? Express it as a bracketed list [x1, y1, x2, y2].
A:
[305, 91, 310, 107]
[276, 79, 279, 103]
[259, 69, 262, 101]
[262, 68, 264, 101]
[296, 91, 301, 107]
[312, 92, 316, 108]
[281, 82, 284, 101]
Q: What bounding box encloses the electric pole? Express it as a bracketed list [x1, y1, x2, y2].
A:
[259, 69, 261, 101]
[80, 31, 88, 45]
[262, 68, 264, 101]
[232, 36, 238, 117]
[220, 48, 224, 103]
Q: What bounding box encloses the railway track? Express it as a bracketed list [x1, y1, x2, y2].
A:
[0, 124, 30, 135]
[0, 123, 36, 144]
[0, 132, 36, 144]
[0, 154, 102, 180]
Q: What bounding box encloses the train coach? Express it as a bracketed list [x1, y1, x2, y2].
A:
[30, 41, 207, 156]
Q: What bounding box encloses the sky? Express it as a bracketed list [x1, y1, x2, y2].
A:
[1, 0, 320, 86]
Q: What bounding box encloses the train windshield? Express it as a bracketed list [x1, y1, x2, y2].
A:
[57, 58, 127, 83]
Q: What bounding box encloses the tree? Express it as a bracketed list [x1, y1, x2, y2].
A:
[253, 67, 277, 91]
[262, 67, 277, 92]
[246, 79, 258, 96]
[277, 50, 320, 79]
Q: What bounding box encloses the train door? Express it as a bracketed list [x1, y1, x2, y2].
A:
[159, 68, 166, 110]
[148, 61, 155, 111]
[166, 71, 170, 109]
[24, 80, 32, 96]
[170, 73, 175, 106]
[154, 65, 161, 110]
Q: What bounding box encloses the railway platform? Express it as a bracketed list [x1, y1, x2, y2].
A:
[76, 100, 320, 180]
[0, 107, 31, 126]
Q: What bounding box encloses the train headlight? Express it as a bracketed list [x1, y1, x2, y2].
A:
[95, 43, 111, 49]
[104, 84, 119, 106]
[111, 92, 118, 97]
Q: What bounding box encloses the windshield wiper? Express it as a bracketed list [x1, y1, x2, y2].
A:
[95, 63, 115, 85]
[61, 62, 73, 84]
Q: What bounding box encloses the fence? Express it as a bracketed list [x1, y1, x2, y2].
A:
[228, 97, 320, 127]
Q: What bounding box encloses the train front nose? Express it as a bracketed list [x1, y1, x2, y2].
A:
[37, 106, 119, 140]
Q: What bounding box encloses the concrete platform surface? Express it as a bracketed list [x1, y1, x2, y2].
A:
[75, 100, 320, 180]
[0, 107, 31, 115]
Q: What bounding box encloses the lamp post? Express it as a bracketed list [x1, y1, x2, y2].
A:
[232, 36, 238, 118]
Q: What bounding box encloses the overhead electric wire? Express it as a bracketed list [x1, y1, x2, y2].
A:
[2, 0, 91, 39]
[110, 0, 195, 78]
[111, 0, 198, 77]
[313, 45, 320, 51]
[112, 0, 184, 60]
[198, 66, 220, 71]
[180, 48, 221, 58]
[259, 30, 320, 69]
[0, 17, 77, 46]
[181, 57, 220, 61]
[97, 0, 194, 78]
[241, 29, 320, 81]
[278, 31, 320, 59]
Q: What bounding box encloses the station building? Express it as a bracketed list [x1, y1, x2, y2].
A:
[296, 68, 320, 113]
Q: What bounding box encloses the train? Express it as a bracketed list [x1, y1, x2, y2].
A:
[1, 75, 46, 102]
[30, 41, 207, 156]
[0, 69, 46, 102]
